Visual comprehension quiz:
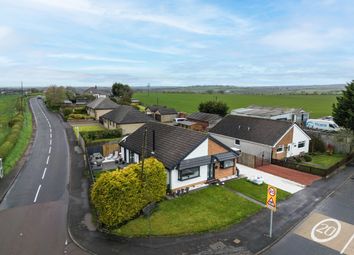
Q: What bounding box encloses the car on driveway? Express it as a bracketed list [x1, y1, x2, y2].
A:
[90, 153, 104, 166]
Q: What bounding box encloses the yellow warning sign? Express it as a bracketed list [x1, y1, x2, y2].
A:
[266, 185, 277, 211]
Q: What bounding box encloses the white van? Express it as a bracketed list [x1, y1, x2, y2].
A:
[305, 119, 340, 132]
[173, 118, 187, 125]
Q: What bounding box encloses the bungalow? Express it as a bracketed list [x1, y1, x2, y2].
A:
[210, 115, 311, 165]
[119, 122, 239, 191]
[86, 97, 119, 120]
[145, 105, 177, 123]
[184, 112, 222, 131]
[84, 85, 109, 98]
[101, 105, 153, 135]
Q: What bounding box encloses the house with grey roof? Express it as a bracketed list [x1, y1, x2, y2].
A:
[231, 105, 309, 124]
[101, 105, 153, 135]
[183, 112, 222, 131]
[145, 105, 178, 123]
[84, 85, 110, 98]
[119, 122, 239, 191]
[86, 97, 119, 120]
[210, 115, 310, 167]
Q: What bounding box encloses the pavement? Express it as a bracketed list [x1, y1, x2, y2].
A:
[0, 98, 85, 255]
[257, 164, 322, 186]
[67, 124, 354, 255]
[263, 164, 354, 255]
[237, 164, 305, 194]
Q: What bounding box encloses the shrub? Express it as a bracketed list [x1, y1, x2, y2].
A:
[295, 157, 302, 163]
[304, 154, 312, 162]
[73, 107, 87, 114]
[80, 129, 122, 142]
[309, 135, 326, 153]
[67, 114, 94, 120]
[62, 108, 73, 117]
[91, 158, 166, 228]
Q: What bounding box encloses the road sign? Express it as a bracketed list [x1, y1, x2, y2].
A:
[266, 185, 277, 211]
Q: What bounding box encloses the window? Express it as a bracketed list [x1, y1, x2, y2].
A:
[129, 151, 135, 163]
[235, 139, 240, 145]
[298, 141, 305, 148]
[221, 160, 234, 169]
[276, 145, 284, 153]
[178, 167, 200, 181]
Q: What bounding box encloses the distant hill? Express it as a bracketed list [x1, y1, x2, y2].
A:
[133, 84, 345, 95]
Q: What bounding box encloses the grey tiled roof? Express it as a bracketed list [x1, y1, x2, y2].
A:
[86, 97, 119, 110]
[146, 105, 177, 115]
[179, 156, 211, 170]
[120, 122, 208, 170]
[187, 112, 222, 123]
[210, 115, 293, 146]
[213, 151, 238, 161]
[101, 105, 152, 124]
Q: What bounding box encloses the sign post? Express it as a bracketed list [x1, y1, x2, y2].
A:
[266, 185, 277, 238]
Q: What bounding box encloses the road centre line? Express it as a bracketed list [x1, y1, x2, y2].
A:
[42, 167, 47, 180]
[340, 233, 354, 254]
[48, 146, 51, 154]
[50, 133, 52, 139]
[33, 185, 41, 203]
[49, 128, 52, 133]
[50, 139, 52, 145]
[46, 155, 50, 165]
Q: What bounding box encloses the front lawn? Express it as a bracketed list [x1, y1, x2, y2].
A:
[72, 124, 105, 138]
[225, 178, 291, 203]
[301, 154, 346, 169]
[114, 186, 262, 236]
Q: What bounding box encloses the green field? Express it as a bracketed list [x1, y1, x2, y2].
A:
[0, 95, 19, 144]
[134, 93, 337, 118]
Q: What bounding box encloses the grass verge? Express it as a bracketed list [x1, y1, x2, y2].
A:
[225, 178, 291, 203]
[3, 98, 33, 175]
[72, 124, 105, 138]
[301, 154, 346, 169]
[114, 186, 262, 237]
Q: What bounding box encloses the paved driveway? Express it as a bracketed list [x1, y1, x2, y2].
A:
[258, 164, 322, 186]
[237, 163, 304, 194]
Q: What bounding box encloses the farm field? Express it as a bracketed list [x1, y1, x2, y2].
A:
[0, 95, 19, 144]
[134, 93, 337, 118]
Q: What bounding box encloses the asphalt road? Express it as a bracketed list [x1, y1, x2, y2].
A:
[0, 98, 85, 255]
[264, 165, 354, 255]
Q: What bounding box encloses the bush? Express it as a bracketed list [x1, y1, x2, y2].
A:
[73, 107, 87, 114]
[80, 129, 122, 142]
[62, 108, 73, 117]
[295, 157, 302, 163]
[309, 135, 326, 153]
[0, 113, 24, 159]
[91, 158, 166, 228]
[67, 114, 94, 120]
[304, 154, 312, 162]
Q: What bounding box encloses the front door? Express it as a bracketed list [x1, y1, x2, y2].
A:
[208, 164, 214, 180]
[286, 143, 292, 157]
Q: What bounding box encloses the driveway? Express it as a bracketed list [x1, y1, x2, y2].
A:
[258, 164, 322, 186]
[237, 163, 304, 194]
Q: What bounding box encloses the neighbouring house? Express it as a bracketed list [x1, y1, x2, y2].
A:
[86, 97, 119, 120]
[183, 112, 222, 131]
[100, 105, 153, 135]
[119, 122, 240, 191]
[75, 98, 88, 106]
[210, 115, 311, 167]
[84, 85, 109, 98]
[231, 105, 309, 125]
[63, 99, 73, 106]
[145, 105, 178, 123]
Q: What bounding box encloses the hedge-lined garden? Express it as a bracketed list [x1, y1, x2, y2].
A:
[80, 129, 122, 144]
[0, 96, 33, 175]
[91, 158, 166, 228]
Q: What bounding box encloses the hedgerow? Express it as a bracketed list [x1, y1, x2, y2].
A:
[91, 157, 166, 228]
[0, 113, 24, 159]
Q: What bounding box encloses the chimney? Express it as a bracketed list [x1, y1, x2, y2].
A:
[152, 130, 156, 154]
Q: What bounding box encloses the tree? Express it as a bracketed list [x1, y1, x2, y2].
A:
[198, 100, 229, 116]
[44, 86, 66, 110]
[91, 158, 166, 228]
[111, 82, 133, 105]
[332, 81, 354, 132]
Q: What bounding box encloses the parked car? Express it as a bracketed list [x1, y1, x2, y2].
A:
[305, 119, 340, 132]
[90, 153, 104, 166]
[173, 117, 187, 125]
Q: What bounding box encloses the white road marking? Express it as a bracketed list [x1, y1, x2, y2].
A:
[340, 233, 354, 254]
[42, 167, 47, 179]
[50, 133, 52, 139]
[33, 185, 41, 203]
[48, 146, 51, 154]
[311, 218, 342, 243]
[50, 139, 52, 145]
[46, 155, 50, 165]
[49, 128, 52, 133]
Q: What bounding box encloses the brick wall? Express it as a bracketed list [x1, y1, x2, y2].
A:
[272, 127, 293, 160]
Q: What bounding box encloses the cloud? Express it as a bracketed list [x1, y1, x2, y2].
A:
[261, 26, 347, 51]
[47, 53, 144, 63]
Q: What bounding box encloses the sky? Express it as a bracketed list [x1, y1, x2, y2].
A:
[0, 0, 353, 87]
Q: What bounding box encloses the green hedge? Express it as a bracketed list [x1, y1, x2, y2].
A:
[0, 113, 24, 159]
[67, 113, 95, 120]
[80, 129, 122, 143]
[91, 158, 167, 228]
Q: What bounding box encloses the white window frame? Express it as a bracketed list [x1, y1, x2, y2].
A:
[276, 145, 284, 153]
[298, 141, 306, 148]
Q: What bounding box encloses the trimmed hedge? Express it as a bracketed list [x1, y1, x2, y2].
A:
[80, 129, 122, 143]
[91, 158, 166, 228]
[0, 113, 24, 159]
[67, 113, 95, 120]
